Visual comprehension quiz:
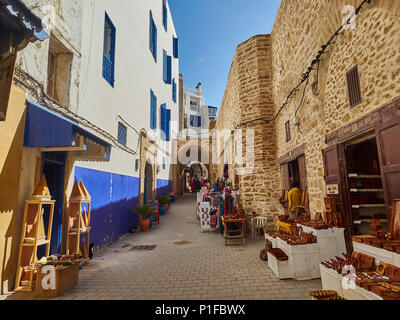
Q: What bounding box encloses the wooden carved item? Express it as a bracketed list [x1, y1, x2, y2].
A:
[390, 200, 400, 241]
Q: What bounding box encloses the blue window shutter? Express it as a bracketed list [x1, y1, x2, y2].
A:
[190, 115, 194, 127]
[118, 122, 127, 146]
[103, 13, 116, 87]
[173, 37, 179, 59]
[160, 104, 166, 140]
[163, 50, 167, 83]
[154, 24, 157, 62]
[198, 116, 202, 127]
[167, 55, 172, 84]
[149, 12, 157, 62]
[150, 90, 154, 129]
[172, 78, 176, 103]
[166, 109, 171, 141]
[153, 94, 157, 129]
[149, 12, 153, 54]
[163, 0, 167, 31]
[150, 90, 157, 129]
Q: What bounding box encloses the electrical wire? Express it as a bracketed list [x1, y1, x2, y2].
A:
[79, 0, 96, 104]
[14, 66, 138, 155]
[234, 0, 372, 131]
[219, 0, 373, 157]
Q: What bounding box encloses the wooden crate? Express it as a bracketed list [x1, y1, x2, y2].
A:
[34, 263, 79, 298]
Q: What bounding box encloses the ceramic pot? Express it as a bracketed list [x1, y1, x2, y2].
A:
[160, 206, 167, 216]
[140, 218, 151, 232]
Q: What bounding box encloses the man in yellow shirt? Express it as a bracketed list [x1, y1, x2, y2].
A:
[288, 181, 302, 220]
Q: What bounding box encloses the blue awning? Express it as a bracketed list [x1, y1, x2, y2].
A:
[24, 99, 111, 161]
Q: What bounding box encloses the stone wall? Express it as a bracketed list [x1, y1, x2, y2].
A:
[211, 35, 281, 228]
[271, 0, 400, 215]
[214, 0, 400, 224]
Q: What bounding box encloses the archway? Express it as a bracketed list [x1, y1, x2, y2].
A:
[176, 140, 210, 195]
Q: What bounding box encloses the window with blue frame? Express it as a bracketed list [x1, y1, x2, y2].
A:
[173, 36, 179, 59]
[163, 50, 172, 84]
[162, 157, 166, 170]
[118, 122, 127, 146]
[149, 11, 157, 62]
[150, 89, 157, 129]
[160, 104, 171, 141]
[162, 0, 168, 31]
[190, 115, 202, 128]
[172, 78, 176, 103]
[103, 13, 116, 87]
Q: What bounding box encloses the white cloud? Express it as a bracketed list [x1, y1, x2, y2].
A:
[198, 57, 205, 62]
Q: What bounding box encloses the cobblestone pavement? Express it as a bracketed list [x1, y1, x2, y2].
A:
[6, 194, 321, 300]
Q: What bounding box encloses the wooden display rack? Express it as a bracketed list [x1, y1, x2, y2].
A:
[66, 179, 91, 259]
[221, 216, 246, 246]
[15, 175, 55, 292]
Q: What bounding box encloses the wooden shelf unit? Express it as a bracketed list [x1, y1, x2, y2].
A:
[347, 172, 387, 235]
[65, 179, 91, 259]
[15, 199, 55, 292]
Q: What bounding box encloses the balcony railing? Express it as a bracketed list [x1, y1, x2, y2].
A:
[185, 87, 203, 97]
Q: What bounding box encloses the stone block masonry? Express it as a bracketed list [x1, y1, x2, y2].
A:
[211, 35, 281, 230]
[213, 0, 400, 225]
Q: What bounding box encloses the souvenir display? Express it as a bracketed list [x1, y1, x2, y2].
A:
[309, 290, 338, 299]
[322, 197, 344, 228]
[66, 179, 92, 259]
[15, 175, 55, 292]
[267, 248, 288, 261]
[321, 251, 400, 300]
[352, 200, 400, 254]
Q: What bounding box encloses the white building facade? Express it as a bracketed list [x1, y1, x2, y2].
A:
[2, 0, 180, 265]
[184, 83, 210, 137]
[74, 0, 180, 247]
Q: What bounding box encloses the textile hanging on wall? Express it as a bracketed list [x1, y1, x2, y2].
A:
[200, 202, 211, 232]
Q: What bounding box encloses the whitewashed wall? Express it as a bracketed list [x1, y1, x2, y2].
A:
[76, 0, 180, 181]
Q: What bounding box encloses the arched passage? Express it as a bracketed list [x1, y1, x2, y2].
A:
[176, 139, 210, 195]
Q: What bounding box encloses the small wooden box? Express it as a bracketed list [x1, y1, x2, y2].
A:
[34, 263, 79, 298]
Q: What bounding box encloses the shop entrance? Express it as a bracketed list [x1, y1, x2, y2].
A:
[144, 161, 153, 203]
[344, 135, 387, 235]
[279, 152, 308, 215]
[41, 152, 66, 255]
[288, 158, 300, 187]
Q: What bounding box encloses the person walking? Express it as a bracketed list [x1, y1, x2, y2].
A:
[288, 180, 302, 220]
[190, 177, 195, 193]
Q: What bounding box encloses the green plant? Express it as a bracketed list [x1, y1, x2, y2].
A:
[132, 205, 154, 219]
[157, 196, 170, 206]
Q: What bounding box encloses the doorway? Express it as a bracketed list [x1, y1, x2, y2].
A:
[144, 161, 153, 203]
[41, 152, 66, 255]
[344, 136, 387, 235]
[288, 158, 300, 187]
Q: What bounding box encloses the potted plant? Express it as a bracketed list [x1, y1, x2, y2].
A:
[132, 205, 154, 232]
[157, 196, 170, 215]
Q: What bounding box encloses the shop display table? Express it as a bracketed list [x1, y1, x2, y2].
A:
[298, 224, 347, 262]
[353, 241, 400, 267]
[266, 225, 346, 281]
[277, 238, 320, 280]
[265, 234, 277, 248]
[221, 216, 246, 246]
[320, 264, 383, 300]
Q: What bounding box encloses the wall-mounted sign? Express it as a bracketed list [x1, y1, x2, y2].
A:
[326, 184, 339, 195]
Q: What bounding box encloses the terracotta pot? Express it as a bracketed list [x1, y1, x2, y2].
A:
[140, 218, 151, 232]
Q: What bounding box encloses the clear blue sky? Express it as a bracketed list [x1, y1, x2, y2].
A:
[169, 0, 281, 108]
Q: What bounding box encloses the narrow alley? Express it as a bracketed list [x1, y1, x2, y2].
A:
[8, 194, 321, 300]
